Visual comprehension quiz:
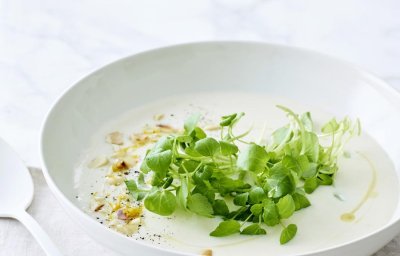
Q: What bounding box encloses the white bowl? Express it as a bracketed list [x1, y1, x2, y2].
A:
[41, 42, 400, 256]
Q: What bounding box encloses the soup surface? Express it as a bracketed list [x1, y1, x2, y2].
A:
[74, 92, 399, 256]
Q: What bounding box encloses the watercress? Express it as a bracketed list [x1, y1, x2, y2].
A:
[125, 106, 360, 244]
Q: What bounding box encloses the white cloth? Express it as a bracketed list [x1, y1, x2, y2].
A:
[0, 168, 399, 256]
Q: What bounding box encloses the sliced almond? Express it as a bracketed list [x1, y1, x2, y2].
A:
[203, 124, 221, 131]
[112, 159, 129, 172]
[202, 249, 212, 256]
[123, 156, 139, 168]
[106, 131, 124, 145]
[153, 113, 165, 121]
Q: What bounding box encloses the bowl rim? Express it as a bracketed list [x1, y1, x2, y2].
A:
[40, 40, 400, 256]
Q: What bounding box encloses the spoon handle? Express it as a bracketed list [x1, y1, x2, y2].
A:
[15, 210, 63, 256]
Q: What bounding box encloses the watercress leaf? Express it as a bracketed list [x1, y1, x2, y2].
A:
[194, 137, 220, 156]
[282, 155, 309, 177]
[213, 199, 230, 216]
[272, 126, 292, 146]
[153, 136, 174, 152]
[304, 176, 320, 194]
[262, 199, 280, 226]
[301, 112, 313, 131]
[277, 194, 295, 219]
[280, 224, 297, 244]
[241, 224, 267, 235]
[184, 113, 200, 135]
[210, 220, 240, 237]
[137, 173, 146, 186]
[292, 191, 311, 211]
[318, 165, 338, 175]
[176, 135, 193, 143]
[265, 169, 296, 198]
[250, 204, 263, 216]
[248, 187, 267, 204]
[192, 183, 216, 202]
[151, 172, 164, 186]
[140, 150, 152, 174]
[302, 162, 318, 179]
[125, 180, 147, 200]
[318, 173, 333, 185]
[210, 177, 251, 195]
[303, 132, 319, 162]
[194, 127, 207, 139]
[125, 179, 138, 193]
[146, 150, 172, 176]
[220, 141, 239, 156]
[233, 192, 249, 206]
[187, 193, 214, 217]
[237, 143, 269, 173]
[193, 165, 213, 184]
[144, 190, 176, 216]
[184, 146, 203, 157]
[321, 118, 339, 133]
[220, 113, 237, 126]
[177, 179, 189, 210]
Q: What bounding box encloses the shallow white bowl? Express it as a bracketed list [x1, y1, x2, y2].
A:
[41, 42, 400, 256]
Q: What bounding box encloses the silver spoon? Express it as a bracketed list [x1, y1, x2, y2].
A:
[0, 138, 63, 255]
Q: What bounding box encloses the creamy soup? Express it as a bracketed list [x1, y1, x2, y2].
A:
[74, 92, 399, 256]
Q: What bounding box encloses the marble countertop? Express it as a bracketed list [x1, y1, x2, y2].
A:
[1, 0, 399, 255]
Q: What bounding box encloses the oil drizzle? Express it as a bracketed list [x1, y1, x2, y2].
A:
[340, 152, 377, 222]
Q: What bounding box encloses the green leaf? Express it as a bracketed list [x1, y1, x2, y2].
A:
[248, 187, 267, 204]
[277, 194, 295, 219]
[176, 135, 193, 143]
[280, 224, 297, 244]
[241, 224, 267, 235]
[304, 176, 319, 194]
[153, 136, 174, 152]
[177, 179, 189, 209]
[213, 199, 230, 216]
[318, 173, 333, 185]
[250, 204, 263, 216]
[194, 127, 207, 139]
[220, 113, 237, 126]
[220, 141, 239, 156]
[302, 163, 318, 179]
[233, 193, 249, 206]
[194, 137, 221, 156]
[282, 155, 309, 177]
[262, 199, 280, 226]
[321, 118, 339, 133]
[237, 143, 269, 173]
[187, 193, 214, 217]
[125, 180, 146, 201]
[210, 176, 251, 195]
[272, 126, 292, 146]
[144, 190, 176, 216]
[210, 220, 240, 237]
[301, 112, 313, 131]
[193, 165, 213, 184]
[303, 132, 319, 162]
[292, 191, 311, 211]
[145, 150, 172, 178]
[265, 169, 296, 198]
[184, 113, 200, 135]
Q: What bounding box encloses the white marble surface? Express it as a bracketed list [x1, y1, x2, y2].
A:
[1, 0, 400, 255]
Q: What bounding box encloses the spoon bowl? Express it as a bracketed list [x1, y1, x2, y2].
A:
[0, 138, 34, 217]
[0, 137, 63, 255]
